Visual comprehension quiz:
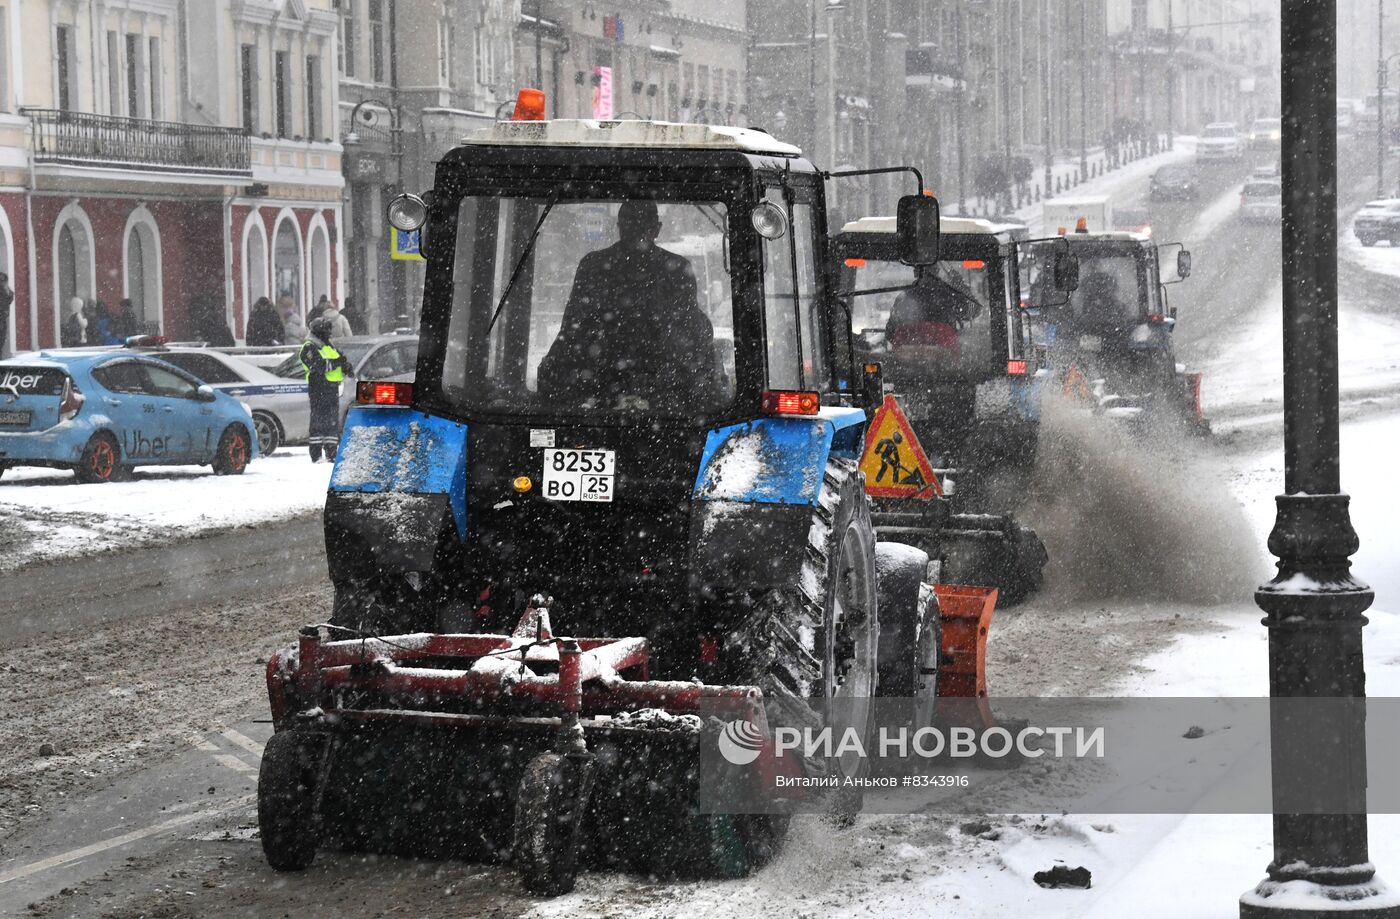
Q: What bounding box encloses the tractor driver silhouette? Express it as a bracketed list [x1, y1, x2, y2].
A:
[538, 200, 721, 411]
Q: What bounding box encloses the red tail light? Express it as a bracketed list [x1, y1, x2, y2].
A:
[844, 257, 867, 267]
[1006, 360, 1028, 375]
[761, 390, 820, 416]
[357, 380, 414, 406]
[962, 259, 985, 269]
[59, 378, 85, 421]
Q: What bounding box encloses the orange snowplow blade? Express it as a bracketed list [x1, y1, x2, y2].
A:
[1185, 372, 1205, 419]
[934, 584, 998, 729]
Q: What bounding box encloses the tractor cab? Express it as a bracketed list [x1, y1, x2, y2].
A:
[328, 114, 936, 645]
[831, 215, 1054, 478]
[1027, 222, 1204, 429]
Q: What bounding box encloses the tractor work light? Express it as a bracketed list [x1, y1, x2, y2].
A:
[387, 194, 428, 232]
[751, 201, 789, 239]
[357, 380, 414, 406]
[761, 390, 820, 416]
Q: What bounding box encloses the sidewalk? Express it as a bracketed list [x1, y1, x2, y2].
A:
[946, 134, 1198, 234]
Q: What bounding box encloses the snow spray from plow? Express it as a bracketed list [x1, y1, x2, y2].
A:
[1021, 394, 1263, 603]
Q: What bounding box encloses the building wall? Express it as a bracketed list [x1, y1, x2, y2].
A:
[0, 0, 343, 350]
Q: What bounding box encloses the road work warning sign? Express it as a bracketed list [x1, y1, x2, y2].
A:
[860, 394, 940, 499]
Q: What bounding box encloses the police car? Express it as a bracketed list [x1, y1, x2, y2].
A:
[142, 347, 308, 455]
[0, 352, 257, 483]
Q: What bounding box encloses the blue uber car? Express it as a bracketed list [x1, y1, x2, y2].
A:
[0, 352, 258, 483]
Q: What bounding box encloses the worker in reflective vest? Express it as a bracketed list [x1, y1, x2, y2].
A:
[299, 315, 351, 462]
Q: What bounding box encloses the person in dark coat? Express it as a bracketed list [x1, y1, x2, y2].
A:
[82, 299, 101, 345]
[246, 296, 286, 346]
[191, 297, 236, 347]
[308, 294, 332, 323]
[299, 315, 351, 462]
[536, 200, 720, 411]
[0, 273, 12, 357]
[111, 299, 138, 342]
[61, 297, 87, 347]
[339, 296, 366, 336]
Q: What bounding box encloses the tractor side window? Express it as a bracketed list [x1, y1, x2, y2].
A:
[762, 188, 802, 390]
[791, 201, 828, 390]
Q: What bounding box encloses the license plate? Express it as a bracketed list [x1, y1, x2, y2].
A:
[0, 410, 30, 425]
[542, 448, 615, 503]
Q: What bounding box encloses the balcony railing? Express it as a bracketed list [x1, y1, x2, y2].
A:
[23, 108, 252, 177]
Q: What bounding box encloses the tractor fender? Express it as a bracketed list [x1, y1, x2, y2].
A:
[324, 406, 468, 582]
[689, 408, 866, 593]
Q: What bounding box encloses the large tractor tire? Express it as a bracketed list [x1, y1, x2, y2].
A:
[729, 458, 880, 822]
[875, 542, 933, 698]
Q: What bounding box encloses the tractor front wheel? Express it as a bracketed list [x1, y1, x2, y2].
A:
[514, 751, 597, 896]
[258, 730, 327, 871]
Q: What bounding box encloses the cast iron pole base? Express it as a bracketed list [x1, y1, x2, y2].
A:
[1242, 496, 1400, 919]
[1241, 879, 1400, 919]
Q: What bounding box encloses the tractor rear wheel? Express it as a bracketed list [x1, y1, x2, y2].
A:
[727, 458, 880, 823]
[258, 730, 326, 871]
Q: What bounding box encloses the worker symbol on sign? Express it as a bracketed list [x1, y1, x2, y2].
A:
[873, 431, 927, 488]
[859, 394, 941, 500]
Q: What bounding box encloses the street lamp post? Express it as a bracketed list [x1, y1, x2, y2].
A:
[342, 98, 405, 332]
[1240, 2, 1400, 916]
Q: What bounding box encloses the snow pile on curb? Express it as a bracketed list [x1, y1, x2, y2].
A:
[0, 451, 333, 570]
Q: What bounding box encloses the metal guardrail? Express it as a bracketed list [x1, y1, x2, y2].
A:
[22, 108, 252, 176]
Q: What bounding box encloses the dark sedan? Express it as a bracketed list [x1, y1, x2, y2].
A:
[1149, 164, 1200, 201]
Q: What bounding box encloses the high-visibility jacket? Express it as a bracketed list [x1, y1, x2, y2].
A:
[299, 339, 347, 384]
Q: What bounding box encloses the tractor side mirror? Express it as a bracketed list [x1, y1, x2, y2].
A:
[897, 194, 940, 266]
[1054, 252, 1080, 292]
[1177, 250, 1192, 279]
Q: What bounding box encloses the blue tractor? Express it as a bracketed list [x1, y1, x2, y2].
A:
[257, 103, 1003, 895]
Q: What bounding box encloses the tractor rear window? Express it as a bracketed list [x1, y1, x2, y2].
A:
[1068, 254, 1150, 328]
[440, 194, 736, 418]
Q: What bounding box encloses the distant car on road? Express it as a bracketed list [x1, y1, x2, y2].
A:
[1149, 164, 1200, 201]
[1196, 122, 1244, 162]
[272, 333, 420, 421]
[0, 352, 256, 483]
[1239, 179, 1283, 223]
[1248, 117, 1281, 151]
[1352, 198, 1400, 246]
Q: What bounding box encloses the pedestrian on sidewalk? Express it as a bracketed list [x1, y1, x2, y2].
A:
[246, 297, 285, 346]
[279, 296, 306, 342]
[61, 297, 87, 347]
[299, 315, 350, 463]
[0, 272, 12, 358]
